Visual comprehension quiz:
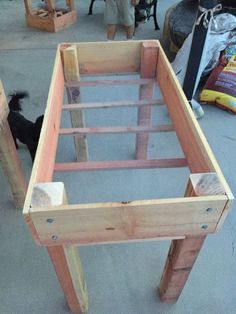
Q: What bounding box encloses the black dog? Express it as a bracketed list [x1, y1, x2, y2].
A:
[8, 91, 44, 162]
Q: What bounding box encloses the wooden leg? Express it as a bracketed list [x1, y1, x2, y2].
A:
[31, 182, 88, 313]
[159, 173, 226, 302]
[0, 81, 27, 208]
[47, 245, 88, 314]
[159, 236, 206, 302]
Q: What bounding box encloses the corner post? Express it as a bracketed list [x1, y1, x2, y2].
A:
[136, 42, 158, 159]
[159, 173, 225, 302]
[31, 182, 88, 314]
[61, 45, 88, 162]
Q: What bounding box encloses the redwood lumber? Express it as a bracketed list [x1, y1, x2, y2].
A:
[136, 42, 158, 159]
[61, 45, 88, 162]
[54, 158, 188, 172]
[59, 124, 174, 136]
[62, 99, 163, 110]
[32, 183, 88, 314]
[159, 173, 227, 302]
[65, 78, 155, 88]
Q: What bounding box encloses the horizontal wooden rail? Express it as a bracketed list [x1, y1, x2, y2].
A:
[54, 158, 188, 172]
[59, 125, 174, 136]
[65, 78, 155, 88]
[62, 99, 164, 110]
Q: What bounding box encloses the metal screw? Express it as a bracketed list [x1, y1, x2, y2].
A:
[206, 208, 213, 213]
[201, 225, 208, 230]
[46, 218, 54, 223]
[51, 235, 58, 241]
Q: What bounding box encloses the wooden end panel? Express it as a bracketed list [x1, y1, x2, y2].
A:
[75, 41, 145, 74]
[30, 196, 227, 245]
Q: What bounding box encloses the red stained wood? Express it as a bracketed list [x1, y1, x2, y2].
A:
[59, 124, 174, 136]
[65, 78, 155, 87]
[47, 246, 82, 314]
[54, 158, 188, 172]
[62, 99, 163, 110]
[136, 42, 159, 159]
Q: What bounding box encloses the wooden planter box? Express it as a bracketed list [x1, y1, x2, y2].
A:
[23, 0, 77, 32]
[23, 40, 234, 313]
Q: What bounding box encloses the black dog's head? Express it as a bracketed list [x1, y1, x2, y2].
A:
[8, 91, 29, 112]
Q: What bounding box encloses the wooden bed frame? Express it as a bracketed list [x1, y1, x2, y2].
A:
[23, 0, 77, 32]
[22, 40, 233, 313]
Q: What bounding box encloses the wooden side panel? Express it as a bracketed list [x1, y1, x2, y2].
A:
[156, 44, 233, 202]
[30, 194, 227, 245]
[23, 48, 64, 222]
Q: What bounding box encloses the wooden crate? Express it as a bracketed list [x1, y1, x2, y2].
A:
[23, 0, 77, 32]
[23, 40, 234, 313]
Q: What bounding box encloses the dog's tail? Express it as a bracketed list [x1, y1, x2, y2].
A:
[8, 91, 29, 112]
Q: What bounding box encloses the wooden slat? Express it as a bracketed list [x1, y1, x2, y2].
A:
[30, 194, 227, 245]
[61, 44, 88, 162]
[32, 183, 88, 313]
[136, 41, 158, 159]
[62, 99, 163, 110]
[59, 124, 174, 136]
[54, 158, 188, 172]
[65, 78, 155, 88]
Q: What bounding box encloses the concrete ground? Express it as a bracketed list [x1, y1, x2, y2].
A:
[0, 1, 236, 314]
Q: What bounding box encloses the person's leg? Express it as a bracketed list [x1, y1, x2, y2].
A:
[107, 24, 117, 40]
[104, 0, 118, 40]
[117, 0, 135, 39]
[125, 24, 135, 39]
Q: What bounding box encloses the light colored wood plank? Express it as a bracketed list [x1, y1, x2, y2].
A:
[59, 124, 174, 136]
[65, 78, 155, 87]
[62, 99, 163, 110]
[73, 41, 145, 74]
[30, 194, 227, 245]
[136, 42, 158, 159]
[32, 182, 88, 314]
[54, 158, 188, 172]
[0, 81, 27, 208]
[159, 172, 226, 303]
[61, 45, 88, 162]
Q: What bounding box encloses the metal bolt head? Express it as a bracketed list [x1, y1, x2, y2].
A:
[47, 218, 54, 223]
[201, 225, 208, 230]
[51, 235, 58, 241]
